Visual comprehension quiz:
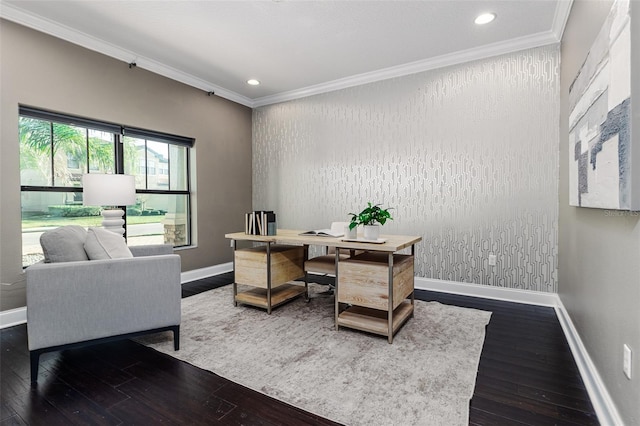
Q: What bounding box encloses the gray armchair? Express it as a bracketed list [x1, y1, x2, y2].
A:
[26, 243, 181, 383]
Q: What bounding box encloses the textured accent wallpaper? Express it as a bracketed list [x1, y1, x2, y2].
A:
[253, 45, 559, 292]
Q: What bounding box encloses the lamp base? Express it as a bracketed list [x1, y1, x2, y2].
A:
[101, 209, 125, 235]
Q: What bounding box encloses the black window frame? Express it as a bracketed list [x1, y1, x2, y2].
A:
[19, 106, 195, 252]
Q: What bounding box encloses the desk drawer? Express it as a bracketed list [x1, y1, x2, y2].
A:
[235, 244, 304, 288]
[338, 253, 414, 311]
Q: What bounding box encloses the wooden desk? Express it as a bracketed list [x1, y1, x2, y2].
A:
[225, 230, 422, 342]
[226, 229, 419, 253]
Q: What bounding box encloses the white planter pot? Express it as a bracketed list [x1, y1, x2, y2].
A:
[344, 224, 358, 239]
[363, 225, 380, 240]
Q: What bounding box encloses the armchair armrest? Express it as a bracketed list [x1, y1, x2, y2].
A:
[26, 254, 181, 351]
[129, 244, 174, 257]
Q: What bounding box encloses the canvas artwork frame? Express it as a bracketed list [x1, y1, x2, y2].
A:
[569, 0, 637, 210]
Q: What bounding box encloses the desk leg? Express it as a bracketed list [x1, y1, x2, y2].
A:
[303, 245, 310, 302]
[335, 248, 340, 331]
[410, 243, 415, 318]
[232, 239, 238, 307]
[388, 252, 394, 344]
[266, 242, 272, 315]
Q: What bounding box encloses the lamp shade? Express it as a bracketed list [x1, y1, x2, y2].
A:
[82, 174, 136, 206]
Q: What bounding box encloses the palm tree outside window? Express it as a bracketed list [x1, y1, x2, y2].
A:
[19, 107, 194, 267]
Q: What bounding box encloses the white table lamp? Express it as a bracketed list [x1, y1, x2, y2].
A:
[83, 174, 136, 235]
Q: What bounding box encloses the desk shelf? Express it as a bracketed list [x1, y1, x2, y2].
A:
[234, 244, 305, 314]
[235, 284, 307, 310]
[337, 302, 414, 336]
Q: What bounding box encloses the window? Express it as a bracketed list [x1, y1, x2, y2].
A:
[20, 107, 194, 267]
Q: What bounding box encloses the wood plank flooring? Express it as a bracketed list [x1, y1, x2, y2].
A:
[1, 272, 598, 425]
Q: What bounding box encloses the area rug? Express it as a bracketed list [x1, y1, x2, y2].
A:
[138, 284, 491, 425]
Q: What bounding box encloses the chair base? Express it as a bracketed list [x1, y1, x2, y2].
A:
[308, 286, 334, 298]
[29, 325, 180, 383]
[304, 271, 335, 298]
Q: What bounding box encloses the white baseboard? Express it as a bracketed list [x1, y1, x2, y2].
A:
[180, 262, 233, 284]
[414, 277, 559, 307]
[0, 267, 623, 424]
[0, 306, 27, 329]
[554, 299, 624, 426]
[414, 277, 622, 425]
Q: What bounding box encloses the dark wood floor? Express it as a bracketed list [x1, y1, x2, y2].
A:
[1, 272, 598, 425]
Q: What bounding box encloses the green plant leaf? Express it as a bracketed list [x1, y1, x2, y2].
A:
[348, 202, 393, 227]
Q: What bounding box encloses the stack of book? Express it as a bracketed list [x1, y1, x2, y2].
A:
[245, 211, 276, 235]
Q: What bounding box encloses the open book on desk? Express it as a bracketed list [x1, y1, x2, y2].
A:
[299, 229, 344, 237]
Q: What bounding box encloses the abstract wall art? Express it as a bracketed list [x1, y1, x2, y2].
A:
[569, 0, 635, 209]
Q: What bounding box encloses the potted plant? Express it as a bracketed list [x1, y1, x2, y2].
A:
[348, 202, 393, 240]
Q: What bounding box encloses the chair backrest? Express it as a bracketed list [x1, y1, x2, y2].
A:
[330, 221, 350, 234]
[327, 222, 351, 255]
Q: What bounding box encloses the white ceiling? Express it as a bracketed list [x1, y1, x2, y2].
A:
[1, 1, 571, 107]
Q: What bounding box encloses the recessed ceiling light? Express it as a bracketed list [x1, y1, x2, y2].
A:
[474, 12, 496, 25]
[247, 79, 260, 86]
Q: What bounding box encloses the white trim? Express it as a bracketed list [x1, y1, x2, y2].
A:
[415, 276, 622, 425]
[1, 2, 569, 109]
[0, 307, 27, 329]
[555, 299, 624, 426]
[0, 3, 254, 108]
[132, 57, 254, 108]
[551, 0, 574, 42]
[414, 277, 559, 307]
[180, 262, 234, 284]
[252, 33, 559, 107]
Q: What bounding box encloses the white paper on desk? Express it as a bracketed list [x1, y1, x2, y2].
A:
[299, 229, 344, 237]
[341, 237, 387, 244]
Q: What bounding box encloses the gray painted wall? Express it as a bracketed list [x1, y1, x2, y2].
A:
[253, 45, 559, 292]
[560, 1, 640, 424]
[0, 20, 253, 311]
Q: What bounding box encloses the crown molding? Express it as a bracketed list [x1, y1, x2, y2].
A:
[131, 56, 253, 108]
[252, 30, 559, 107]
[253, 0, 571, 107]
[2, 1, 572, 109]
[0, 3, 254, 108]
[551, 0, 574, 41]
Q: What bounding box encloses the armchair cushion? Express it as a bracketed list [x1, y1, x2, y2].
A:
[84, 227, 133, 260]
[40, 225, 89, 263]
